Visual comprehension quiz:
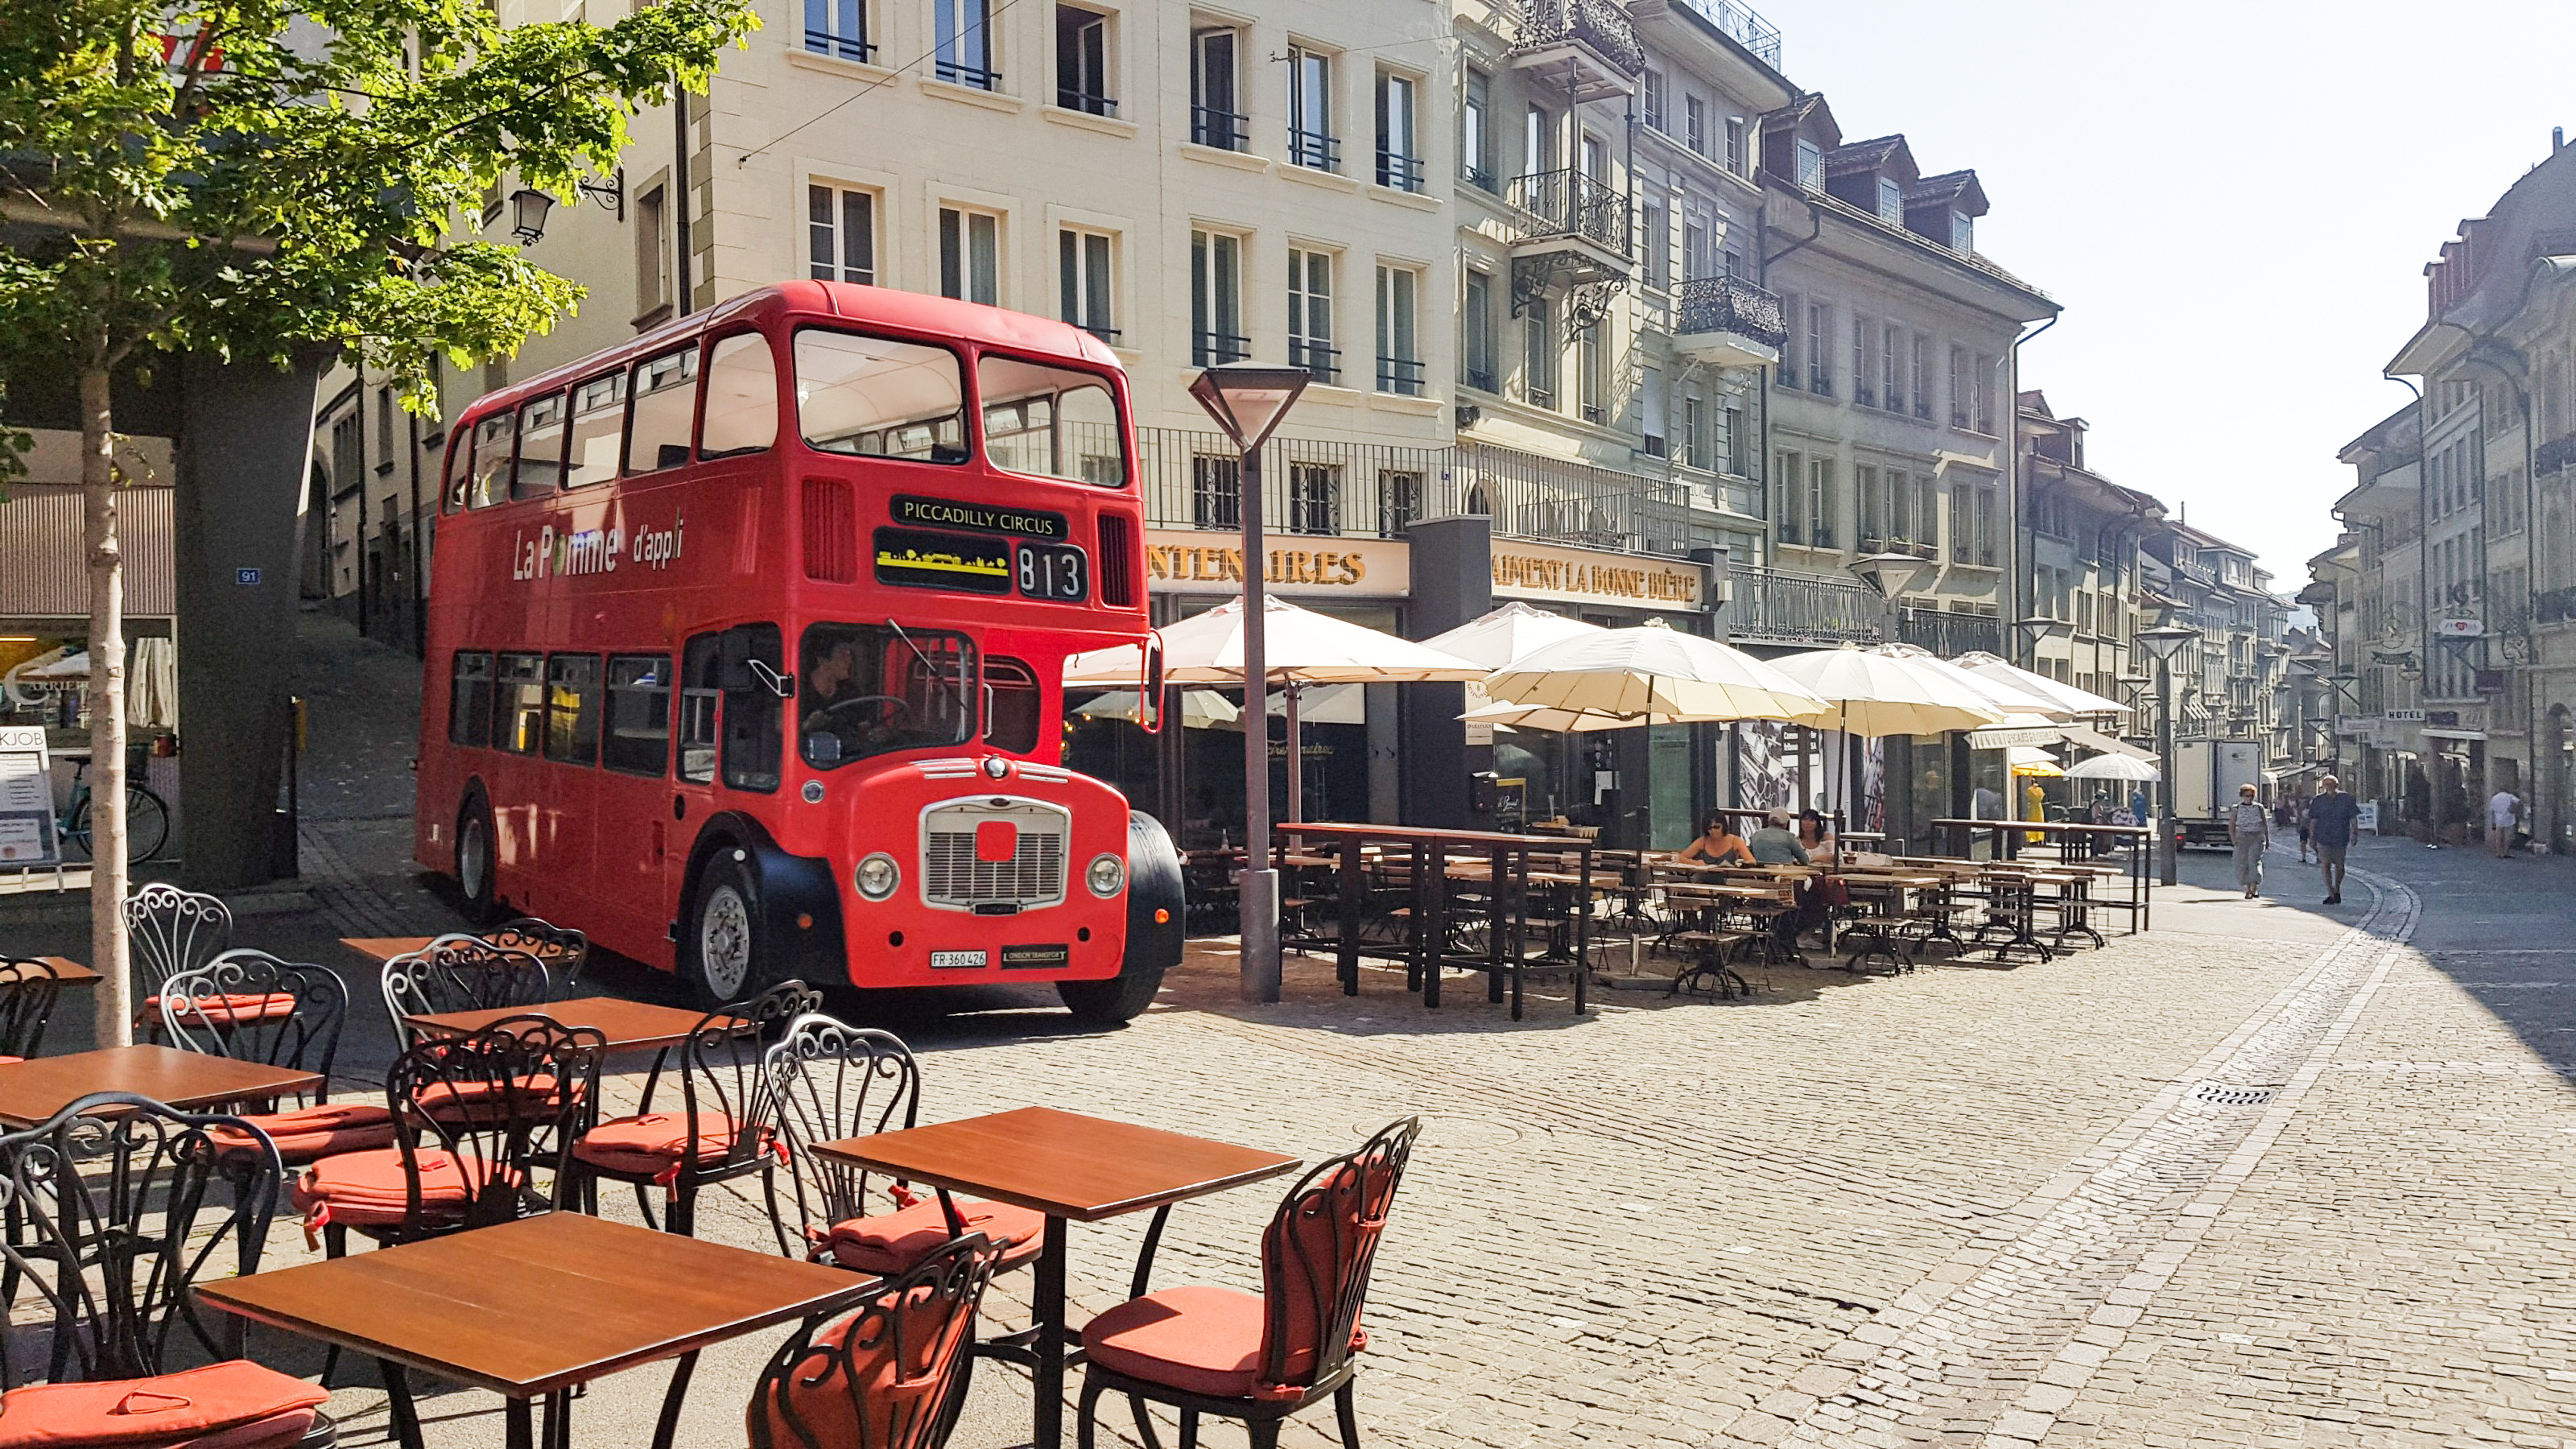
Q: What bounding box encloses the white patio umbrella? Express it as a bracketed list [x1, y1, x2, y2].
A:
[1422, 601, 1609, 727]
[1062, 596, 1485, 819]
[2065, 753, 2162, 782]
[1877, 642, 2066, 718]
[1953, 650, 2132, 719]
[1765, 643, 2010, 739]
[1070, 687, 1240, 730]
[1458, 700, 1699, 733]
[1483, 619, 1831, 724]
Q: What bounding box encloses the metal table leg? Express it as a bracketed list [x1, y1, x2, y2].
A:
[1032, 1215, 1069, 1449]
[650, 1349, 700, 1449]
[505, 1396, 535, 1449]
[380, 1361, 425, 1449]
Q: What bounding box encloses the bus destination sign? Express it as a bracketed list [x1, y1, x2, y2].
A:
[890, 495, 1068, 541]
[875, 527, 1013, 594]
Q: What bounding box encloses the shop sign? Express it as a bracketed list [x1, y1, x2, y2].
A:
[1488, 540, 1707, 609]
[2382, 709, 2426, 721]
[2474, 670, 2507, 696]
[0, 726, 60, 869]
[2334, 715, 2377, 737]
[1143, 530, 1410, 598]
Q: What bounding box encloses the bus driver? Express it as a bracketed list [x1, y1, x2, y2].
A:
[801, 635, 910, 762]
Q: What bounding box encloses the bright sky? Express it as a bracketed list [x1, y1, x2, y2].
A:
[1747, 0, 2576, 586]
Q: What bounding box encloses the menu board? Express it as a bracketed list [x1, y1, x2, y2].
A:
[0, 726, 59, 869]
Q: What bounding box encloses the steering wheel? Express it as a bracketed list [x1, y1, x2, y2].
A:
[809, 693, 914, 729]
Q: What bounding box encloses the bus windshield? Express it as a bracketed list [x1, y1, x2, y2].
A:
[795, 328, 968, 463]
[798, 622, 977, 768]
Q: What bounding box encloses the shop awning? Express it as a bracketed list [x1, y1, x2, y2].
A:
[2420, 728, 2487, 741]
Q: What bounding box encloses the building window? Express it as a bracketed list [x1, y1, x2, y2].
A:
[1288, 248, 1336, 385]
[1641, 70, 1665, 131]
[807, 184, 875, 284]
[1682, 394, 1706, 470]
[1575, 320, 1604, 422]
[1640, 197, 1668, 291]
[1523, 104, 1554, 177]
[1375, 72, 1422, 191]
[1806, 302, 1832, 395]
[932, 0, 997, 89]
[1971, 353, 1995, 432]
[1685, 95, 1707, 155]
[1682, 217, 1707, 282]
[1724, 116, 1745, 173]
[1809, 457, 1835, 547]
[1287, 461, 1342, 535]
[1641, 367, 1666, 456]
[1974, 484, 1997, 564]
[1852, 315, 1876, 407]
[1376, 264, 1422, 397]
[1877, 177, 1903, 221]
[1190, 455, 1240, 529]
[634, 184, 670, 320]
[1949, 345, 1971, 427]
[1951, 210, 1973, 252]
[1378, 469, 1422, 535]
[1463, 68, 1493, 189]
[938, 206, 999, 304]
[1286, 47, 1336, 171]
[1795, 138, 1823, 190]
[1777, 450, 1802, 542]
[1778, 295, 1801, 390]
[1190, 27, 1244, 149]
[1883, 324, 1903, 414]
[1523, 299, 1557, 409]
[1886, 469, 1910, 545]
[1055, 5, 1112, 114]
[1463, 269, 1495, 392]
[1912, 334, 1931, 419]
[1724, 402, 1747, 474]
[1058, 228, 1114, 344]
[804, 0, 872, 61]
[1950, 481, 1971, 562]
[1190, 229, 1245, 365]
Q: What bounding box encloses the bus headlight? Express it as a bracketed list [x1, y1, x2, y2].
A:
[1086, 852, 1125, 898]
[855, 853, 901, 902]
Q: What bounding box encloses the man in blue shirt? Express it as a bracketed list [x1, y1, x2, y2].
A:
[2307, 774, 2363, 905]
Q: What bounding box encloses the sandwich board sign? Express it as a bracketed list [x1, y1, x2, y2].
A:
[0, 725, 63, 884]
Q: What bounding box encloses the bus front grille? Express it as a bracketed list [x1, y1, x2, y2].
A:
[921, 800, 1068, 910]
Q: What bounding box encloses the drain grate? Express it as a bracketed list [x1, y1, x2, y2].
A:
[2187, 1081, 2281, 1107]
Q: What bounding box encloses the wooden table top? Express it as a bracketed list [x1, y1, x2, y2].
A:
[196, 1211, 873, 1398]
[0, 1044, 322, 1128]
[814, 1106, 1301, 1224]
[19, 956, 102, 985]
[341, 935, 437, 965]
[406, 997, 726, 1052]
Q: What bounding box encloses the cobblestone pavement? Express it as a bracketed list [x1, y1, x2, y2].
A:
[5, 616, 2570, 1447]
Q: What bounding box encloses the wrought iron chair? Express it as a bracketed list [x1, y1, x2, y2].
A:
[123, 882, 236, 1037]
[572, 979, 819, 1236]
[486, 915, 591, 992]
[291, 1016, 604, 1253]
[746, 1232, 1002, 1449]
[0, 956, 63, 1063]
[0, 1093, 335, 1445]
[762, 1014, 1046, 1277]
[161, 950, 393, 1169]
[378, 937, 556, 1047]
[1075, 1117, 1422, 1449]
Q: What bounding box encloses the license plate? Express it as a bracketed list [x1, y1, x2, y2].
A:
[999, 943, 1071, 969]
[929, 949, 989, 971]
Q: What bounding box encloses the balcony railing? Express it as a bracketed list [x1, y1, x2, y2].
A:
[1377, 356, 1426, 397]
[1514, 0, 1645, 76]
[1897, 607, 2004, 658]
[804, 29, 875, 62]
[1191, 105, 1248, 151]
[1674, 0, 1782, 68]
[1288, 339, 1340, 387]
[1192, 331, 1249, 366]
[1057, 88, 1117, 116]
[935, 60, 999, 90]
[1137, 427, 1454, 539]
[1376, 149, 1425, 192]
[1455, 442, 1699, 557]
[1287, 126, 1340, 172]
[1505, 168, 1631, 257]
[1726, 564, 1880, 646]
[1674, 275, 1787, 348]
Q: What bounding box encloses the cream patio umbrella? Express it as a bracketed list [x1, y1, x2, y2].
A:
[1481, 619, 1830, 724]
[1070, 687, 1241, 730]
[1062, 596, 1486, 820]
[1458, 700, 1702, 733]
[1422, 601, 1608, 730]
[1953, 650, 2133, 720]
[1766, 643, 2010, 822]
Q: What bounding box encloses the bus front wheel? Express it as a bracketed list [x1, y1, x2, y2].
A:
[1058, 812, 1184, 1026]
[682, 849, 771, 1011]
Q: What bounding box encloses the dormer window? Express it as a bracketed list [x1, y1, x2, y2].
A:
[1877, 178, 1902, 221]
[1951, 210, 1973, 252]
[1796, 139, 1823, 191]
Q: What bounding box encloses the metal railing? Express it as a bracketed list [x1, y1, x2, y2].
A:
[804, 29, 874, 62]
[1376, 149, 1425, 192]
[1505, 168, 1631, 257]
[1191, 331, 1249, 366]
[1377, 356, 1425, 397]
[1136, 427, 1455, 539]
[1057, 88, 1116, 116]
[1726, 564, 1879, 646]
[1674, 275, 1787, 347]
[935, 60, 999, 89]
[1674, 0, 1782, 68]
[1287, 127, 1340, 172]
[1898, 607, 2004, 657]
[1191, 105, 1248, 150]
[1513, 0, 1645, 75]
[1287, 338, 1340, 387]
[1455, 442, 1698, 556]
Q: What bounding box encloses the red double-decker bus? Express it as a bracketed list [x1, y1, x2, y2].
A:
[415, 282, 1179, 1020]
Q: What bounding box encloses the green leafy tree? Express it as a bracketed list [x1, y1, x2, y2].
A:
[0, 0, 756, 1043]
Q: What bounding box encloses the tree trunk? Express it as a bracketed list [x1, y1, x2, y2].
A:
[81, 361, 132, 1047]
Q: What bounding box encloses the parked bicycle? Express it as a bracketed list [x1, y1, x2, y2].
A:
[61, 758, 171, 863]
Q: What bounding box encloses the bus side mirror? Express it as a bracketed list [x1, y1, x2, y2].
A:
[1138, 636, 1166, 733]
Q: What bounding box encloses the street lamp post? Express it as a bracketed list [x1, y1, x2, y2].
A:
[2136, 624, 2199, 887]
[1187, 363, 1311, 1004]
[1849, 553, 1935, 643]
[2014, 614, 2070, 671]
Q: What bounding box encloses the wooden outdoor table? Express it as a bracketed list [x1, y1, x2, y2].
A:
[23, 956, 102, 985]
[341, 935, 436, 964]
[0, 1043, 320, 1128]
[197, 1210, 873, 1449]
[405, 996, 727, 1053]
[813, 1106, 1300, 1449]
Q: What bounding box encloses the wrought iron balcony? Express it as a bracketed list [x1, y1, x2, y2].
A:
[1897, 607, 2004, 658]
[1512, 0, 1645, 97]
[1676, 275, 1786, 349]
[1505, 168, 1631, 259]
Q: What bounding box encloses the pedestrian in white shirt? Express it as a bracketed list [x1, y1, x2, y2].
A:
[2227, 783, 2270, 898]
[2488, 787, 2523, 858]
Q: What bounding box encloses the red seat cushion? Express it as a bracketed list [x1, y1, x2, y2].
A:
[411, 1074, 580, 1128]
[289, 1146, 522, 1231]
[572, 1112, 770, 1180]
[746, 1282, 975, 1449]
[141, 993, 299, 1029]
[0, 1057, 20, 1067]
[0, 1359, 326, 1447]
[816, 1198, 1045, 1276]
[204, 1101, 396, 1167]
[1080, 1285, 1269, 1399]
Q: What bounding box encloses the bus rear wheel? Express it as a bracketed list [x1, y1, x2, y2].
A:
[456, 793, 498, 923]
[682, 849, 771, 1011]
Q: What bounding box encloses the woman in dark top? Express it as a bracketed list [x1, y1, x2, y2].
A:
[1675, 811, 1754, 865]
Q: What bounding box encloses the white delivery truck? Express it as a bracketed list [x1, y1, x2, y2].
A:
[2169, 738, 2263, 848]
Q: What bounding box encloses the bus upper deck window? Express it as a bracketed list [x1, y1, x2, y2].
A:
[513, 393, 568, 499]
[976, 357, 1126, 486]
[700, 333, 779, 458]
[566, 373, 627, 488]
[469, 413, 515, 508]
[793, 328, 966, 463]
[626, 345, 700, 474]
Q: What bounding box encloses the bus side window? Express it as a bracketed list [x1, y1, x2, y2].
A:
[543, 654, 601, 766]
[985, 656, 1041, 754]
[604, 654, 672, 775]
[448, 651, 494, 746]
[700, 333, 778, 459]
[679, 634, 720, 785]
[513, 392, 570, 498]
[565, 373, 627, 488]
[441, 428, 474, 513]
[497, 652, 545, 753]
[470, 412, 515, 509]
[626, 345, 700, 475]
[720, 623, 784, 794]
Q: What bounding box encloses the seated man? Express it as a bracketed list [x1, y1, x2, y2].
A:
[1747, 810, 1811, 866]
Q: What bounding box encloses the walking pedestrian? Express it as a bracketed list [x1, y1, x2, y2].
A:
[2227, 782, 2268, 898]
[2294, 794, 2314, 864]
[2308, 774, 2360, 904]
[2487, 786, 2523, 858]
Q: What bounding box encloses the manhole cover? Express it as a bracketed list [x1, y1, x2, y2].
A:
[2187, 1082, 2280, 1107]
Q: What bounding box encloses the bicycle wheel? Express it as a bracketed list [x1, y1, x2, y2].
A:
[126, 786, 171, 861]
[62, 799, 91, 861]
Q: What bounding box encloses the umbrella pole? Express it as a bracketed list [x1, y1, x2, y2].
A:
[1285, 682, 1303, 824]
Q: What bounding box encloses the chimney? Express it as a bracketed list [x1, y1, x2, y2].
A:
[2557, 126, 2566, 153]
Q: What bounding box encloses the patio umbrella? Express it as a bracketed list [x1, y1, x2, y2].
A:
[1423, 602, 1610, 727]
[2065, 753, 2161, 782]
[1877, 642, 2066, 719]
[1458, 700, 1699, 733]
[1070, 687, 1240, 730]
[1482, 619, 1830, 724]
[1952, 651, 2132, 719]
[1765, 643, 2008, 739]
[2007, 745, 2065, 777]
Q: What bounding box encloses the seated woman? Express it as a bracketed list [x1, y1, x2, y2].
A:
[1674, 811, 1754, 865]
[1795, 809, 1836, 861]
[1747, 810, 1812, 866]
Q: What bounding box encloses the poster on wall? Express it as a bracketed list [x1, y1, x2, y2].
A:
[1737, 720, 1793, 810]
[0, 725, 62, 877]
